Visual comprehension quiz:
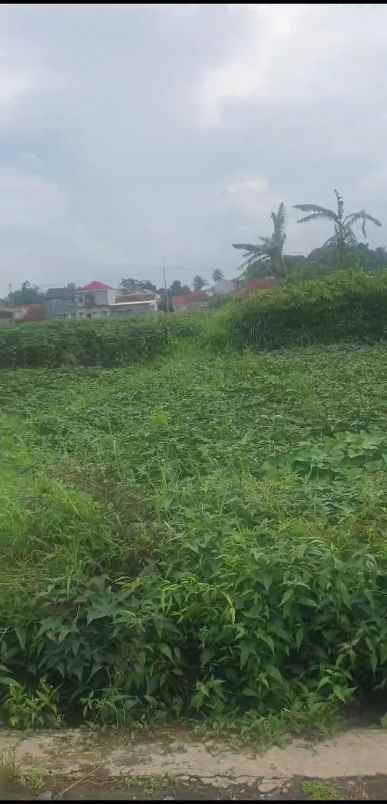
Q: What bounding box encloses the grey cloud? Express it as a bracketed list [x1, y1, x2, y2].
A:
[0, 4, 386, 295]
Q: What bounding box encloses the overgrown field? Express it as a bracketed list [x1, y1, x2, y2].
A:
[2, 340, 387, 738]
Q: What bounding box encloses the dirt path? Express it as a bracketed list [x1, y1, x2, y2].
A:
[1, 726, 387, 799]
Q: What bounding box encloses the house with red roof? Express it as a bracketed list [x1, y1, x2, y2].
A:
[45, 281, 159, 320]
[78, 281, 116, 310]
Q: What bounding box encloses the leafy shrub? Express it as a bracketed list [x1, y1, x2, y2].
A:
[0, 315, 201, 369]
[1, 535, 387, 727]
[216, 271, 387, 351]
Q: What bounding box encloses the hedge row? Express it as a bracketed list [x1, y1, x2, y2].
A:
[220, 271, 387, 350]
[0, 314, 200, 369]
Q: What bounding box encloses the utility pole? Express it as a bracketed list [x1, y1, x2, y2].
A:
[162, 261, 169, 313]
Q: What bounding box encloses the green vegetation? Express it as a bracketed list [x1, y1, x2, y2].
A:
[211, 271, 387, 351]
[3, 291, 387, 737]
[302, 781, 341, 800]
[233, 202, 287, 279]
[294, 189, 381, 267]
[232, 187, 386, 281]
[0, 314, 200, 369]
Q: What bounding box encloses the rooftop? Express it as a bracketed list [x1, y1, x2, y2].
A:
[80, 281, 113, 291]
[115, 293, 157, 303]
[174, 292, 209, 305]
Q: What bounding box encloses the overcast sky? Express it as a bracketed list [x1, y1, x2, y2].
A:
[0, 3, 386, 294]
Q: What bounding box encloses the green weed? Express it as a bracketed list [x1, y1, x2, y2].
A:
[302, 781, 341, 800]
[1, 679, 62, 729]
[0, 750, 17, 785]
[2, 342, 387, 733]
[20, 769, 46, 795]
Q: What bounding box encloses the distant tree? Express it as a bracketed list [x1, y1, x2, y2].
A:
[241, 259, 276, 282]
[233, 202, 287, 279]
[212, 269, 224, 283]
[192, 275, 208, 292]
[294, 189, 382, 267]
[120, 277, 157, 293]
[168, 279, 191, 297]
[7, 281, 44, 305]
[306, 242, 387, 273]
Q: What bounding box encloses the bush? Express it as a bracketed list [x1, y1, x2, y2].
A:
[1, 532, 387, 727]
[0, 315, 202, 369]
[217, 271, 387, 351]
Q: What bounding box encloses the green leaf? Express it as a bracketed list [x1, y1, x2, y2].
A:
[201, 647, 215, 666]
[295, 627, 304, 649]
[240, 644, 251, 669]
[159, 644, 174, 662]
[280, 588, 294, 607]
[14, 628, 26, 651]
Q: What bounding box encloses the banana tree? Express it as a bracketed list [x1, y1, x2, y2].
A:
[294, 190, 382, 266]
[232, 202, 287, 278]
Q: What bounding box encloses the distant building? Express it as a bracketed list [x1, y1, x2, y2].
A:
[111, 292, 158, 317]
[78, 281, 116, 309]
[45, 288, 77, 320]
[45, 281, 159, 320]
[173, 292, 209, 313]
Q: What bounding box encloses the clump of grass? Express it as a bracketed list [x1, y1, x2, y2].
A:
[0, 750, 17, 786]
[302, 781, 341, 800]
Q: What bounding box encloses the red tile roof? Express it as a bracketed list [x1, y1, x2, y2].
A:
[234, 278, 277, 297]
[174, 292, 209, 305]
[80, 281, 113, 291]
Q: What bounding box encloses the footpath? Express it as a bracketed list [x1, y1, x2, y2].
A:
[1, 726, 387, 799]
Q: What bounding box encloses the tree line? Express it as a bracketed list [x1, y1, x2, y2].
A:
[233, 189, 384, 281]
[3, 189, 385, 306]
